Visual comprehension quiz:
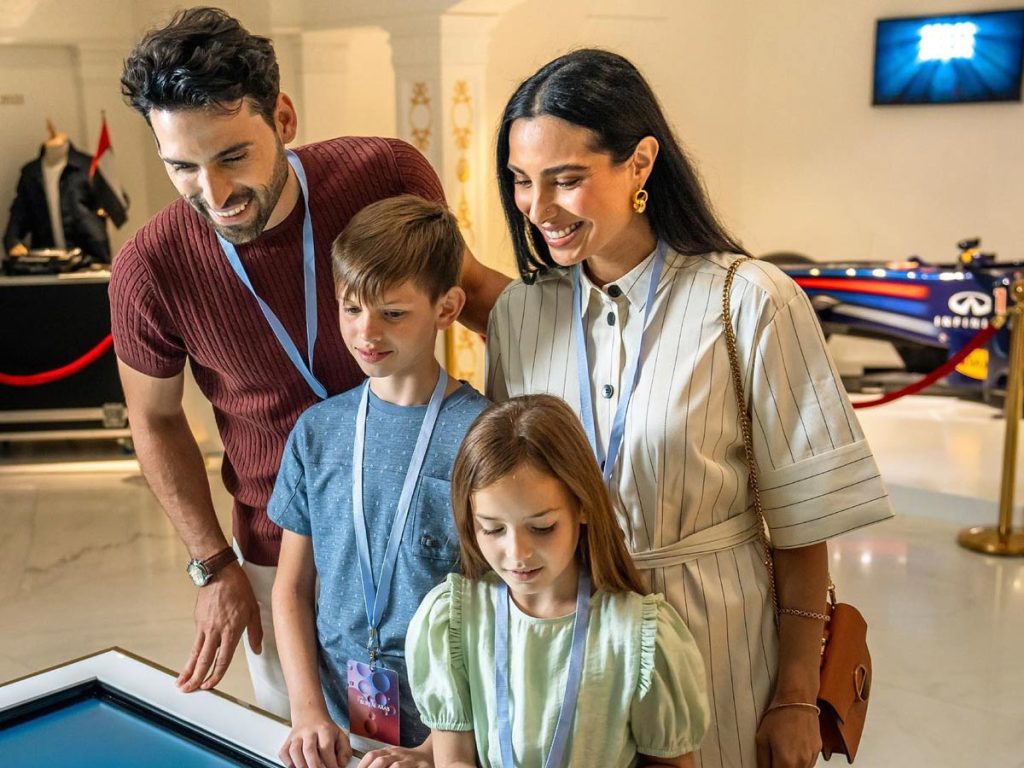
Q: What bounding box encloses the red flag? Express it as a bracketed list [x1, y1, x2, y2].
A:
[88, 118, 111, 179]
[90, 114, 129, 227]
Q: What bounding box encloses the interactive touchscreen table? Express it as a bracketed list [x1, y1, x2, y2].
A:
[0, 648, 385, 767]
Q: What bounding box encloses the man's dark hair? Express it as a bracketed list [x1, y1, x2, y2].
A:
[121, 6, 279, 126]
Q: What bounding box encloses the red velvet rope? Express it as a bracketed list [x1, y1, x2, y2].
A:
[0, 334, 114, 387]
[852, 322, 999, 409]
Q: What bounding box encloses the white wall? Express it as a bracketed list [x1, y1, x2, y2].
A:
[480, 0, 749, 275]
[736, 0, 1024, 263]
[477, 0, 1024, 270]
[296, 27, 395, 145]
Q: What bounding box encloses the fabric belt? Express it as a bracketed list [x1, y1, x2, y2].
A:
[631, 511, 762, 570]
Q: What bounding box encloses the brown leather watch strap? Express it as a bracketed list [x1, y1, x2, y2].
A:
[201, 546, 238, 579]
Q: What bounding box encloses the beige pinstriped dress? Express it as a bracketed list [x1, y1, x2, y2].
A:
[486, 249, 894, 768]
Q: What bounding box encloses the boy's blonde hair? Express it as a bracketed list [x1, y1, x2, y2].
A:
[451, 395, 648, 595]
[331, 194, 464, 304]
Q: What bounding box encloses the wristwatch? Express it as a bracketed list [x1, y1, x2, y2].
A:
[186, 547, 238, 586]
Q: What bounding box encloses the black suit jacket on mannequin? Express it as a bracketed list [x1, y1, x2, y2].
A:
[3, 143, 111, 263]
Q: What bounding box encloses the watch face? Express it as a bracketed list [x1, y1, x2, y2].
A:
[186, 560, 210, 586]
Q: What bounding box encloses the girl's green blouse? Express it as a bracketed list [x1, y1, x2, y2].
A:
[406, 572, 709, 767]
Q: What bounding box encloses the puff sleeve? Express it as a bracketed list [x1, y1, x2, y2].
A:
[630, 595, 709, 758]
[405, 575, 474, 731]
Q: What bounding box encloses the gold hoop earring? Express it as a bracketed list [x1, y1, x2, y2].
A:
[632, 188, 648, 214]
[523, 215, 543, 262]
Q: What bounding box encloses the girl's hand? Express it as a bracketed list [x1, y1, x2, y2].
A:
[357, 742, 434, 768]
[280, 716, 352, 768]
[755, 705, 821, 768]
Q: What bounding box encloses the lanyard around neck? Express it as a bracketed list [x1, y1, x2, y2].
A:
[352, 369, 449, 661]
[217, 150, 327, 400]
[495, 570, 591, 768]
[572, 242, 666, 484]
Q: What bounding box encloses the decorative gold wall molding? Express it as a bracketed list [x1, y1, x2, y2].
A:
[451, 81, 472, 151]
[446, 326, 484, 392]
[408, 81, 431, 152]
[445, 79, 483, 390]
[450, 79, 475, 248]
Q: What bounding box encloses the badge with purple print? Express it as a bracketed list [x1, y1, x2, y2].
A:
[347, 660, 400, 745]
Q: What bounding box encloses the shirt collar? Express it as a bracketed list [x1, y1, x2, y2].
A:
[576, 245, 659, 317]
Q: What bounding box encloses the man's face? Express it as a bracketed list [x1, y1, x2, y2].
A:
[150, 98, 293, 244]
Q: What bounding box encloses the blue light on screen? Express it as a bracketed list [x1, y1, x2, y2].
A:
[0, 699, 249, 768]
[874, 9, 1024, 104]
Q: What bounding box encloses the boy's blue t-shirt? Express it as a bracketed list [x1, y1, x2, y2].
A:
[268, 381, 489, 746]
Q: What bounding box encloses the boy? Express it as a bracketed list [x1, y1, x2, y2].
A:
[269, 195, 488, 768]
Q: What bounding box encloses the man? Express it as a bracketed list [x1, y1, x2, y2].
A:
[112, 6, 507, 720]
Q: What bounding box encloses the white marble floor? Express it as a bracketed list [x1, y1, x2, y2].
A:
[1, 395, 1023, 767]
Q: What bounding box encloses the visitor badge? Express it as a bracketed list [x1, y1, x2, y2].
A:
[347, 659, 400, 745]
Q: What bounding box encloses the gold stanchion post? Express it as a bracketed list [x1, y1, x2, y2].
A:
[959, 278, 1024, 556]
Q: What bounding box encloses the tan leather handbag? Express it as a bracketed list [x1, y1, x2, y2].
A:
[721, 257, 872, 763]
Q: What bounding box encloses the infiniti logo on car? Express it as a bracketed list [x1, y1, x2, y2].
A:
[947, 291, 992, 317]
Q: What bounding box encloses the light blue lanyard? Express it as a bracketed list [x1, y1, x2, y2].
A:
[495, 570, 591, 768]
[217, 150, 327, 400]
[352, 369, 448, 661]
[572, 243, 666, 483]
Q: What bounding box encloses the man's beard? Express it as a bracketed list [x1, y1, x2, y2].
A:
[189, 145, 290, 245]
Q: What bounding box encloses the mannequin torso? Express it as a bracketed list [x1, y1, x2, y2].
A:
[41, 138, 70, 250]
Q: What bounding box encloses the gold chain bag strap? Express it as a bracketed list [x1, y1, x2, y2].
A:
[721, 258, 872, 764]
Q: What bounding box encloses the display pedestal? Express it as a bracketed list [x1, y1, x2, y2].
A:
[0, 269, 127, 443]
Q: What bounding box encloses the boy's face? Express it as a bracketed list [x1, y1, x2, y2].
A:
[338, 279, 462, 382]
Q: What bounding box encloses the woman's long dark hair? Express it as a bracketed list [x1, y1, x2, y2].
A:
[496, 48, 746, 281]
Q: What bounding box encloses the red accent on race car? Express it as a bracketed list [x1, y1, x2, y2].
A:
[793, 278, 929, 300]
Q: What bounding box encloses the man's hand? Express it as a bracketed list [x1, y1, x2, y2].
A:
[177, 562, 263, 692]
[8, 243, 28, 257]
[280, 715, 352, 768]
[458, 247, 510, 334]
[357, 742, 434, 768]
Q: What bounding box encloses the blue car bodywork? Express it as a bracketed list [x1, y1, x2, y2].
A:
[771, 241, 1023, 402]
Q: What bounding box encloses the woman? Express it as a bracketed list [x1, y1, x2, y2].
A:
[486, 49, 893, 768]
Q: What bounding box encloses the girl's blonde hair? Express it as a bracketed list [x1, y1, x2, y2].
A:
[451, 394, 647, 595]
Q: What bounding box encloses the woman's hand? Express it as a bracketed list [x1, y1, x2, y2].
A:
[759, 542, 829, 767]
[357, 741, 434, 768]
[755, 704, 821, 768]
[280, 715, 352, 768]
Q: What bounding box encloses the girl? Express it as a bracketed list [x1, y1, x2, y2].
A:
[406, 394, 709, 767]
[487, 49, 894, 768]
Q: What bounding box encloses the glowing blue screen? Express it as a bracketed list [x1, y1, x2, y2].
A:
[874, 9, 1024, 104]
[0, 698, 247, 767]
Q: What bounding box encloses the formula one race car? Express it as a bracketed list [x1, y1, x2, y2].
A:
[767, 239, 1023, 404]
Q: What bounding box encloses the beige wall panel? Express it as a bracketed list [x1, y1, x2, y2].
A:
[735, 0, 1024, 263]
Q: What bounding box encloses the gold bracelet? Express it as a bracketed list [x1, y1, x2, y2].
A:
[778, 606, 830, 622]
[765, 701, 821, 715]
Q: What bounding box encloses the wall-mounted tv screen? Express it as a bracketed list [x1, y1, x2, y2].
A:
[873, 9, 1024, 105]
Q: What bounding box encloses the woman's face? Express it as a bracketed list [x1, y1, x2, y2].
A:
[507, 115, 655, 274]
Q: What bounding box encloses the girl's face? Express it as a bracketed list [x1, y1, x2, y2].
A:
[507, 115, 656, 279]
[471, 461, 586, 618]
